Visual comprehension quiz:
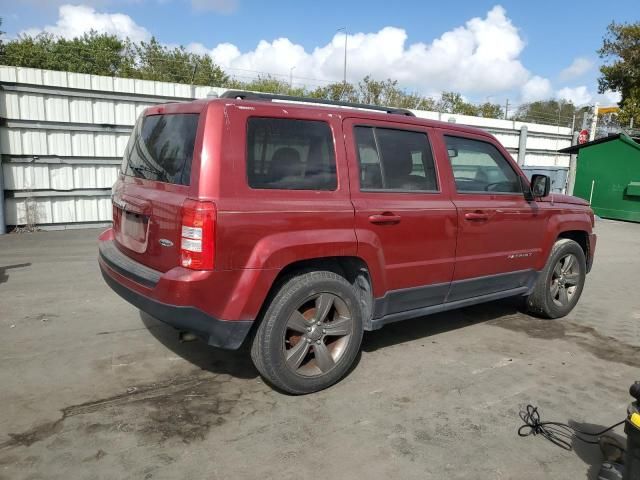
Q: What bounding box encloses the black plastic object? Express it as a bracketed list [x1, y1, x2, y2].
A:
[623, 396, 640, 480]
[629, 382, 640, 402]
[598, 462, 623, 480]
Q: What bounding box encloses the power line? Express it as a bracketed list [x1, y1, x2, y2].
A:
[0, 40, 594, 127]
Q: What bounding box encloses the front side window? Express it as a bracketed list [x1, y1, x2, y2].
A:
[444, 135, 522, 194]
[354, 126, 438, 191]
[246, 118, 337, 190]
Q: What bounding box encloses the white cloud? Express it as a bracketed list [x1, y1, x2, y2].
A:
[595, 90, 622, 106]
[559, 57, 593, 81]
[20, 4, 151, 43]
[520, 76, 553, 102]
[556, 86, 592, 105]
[191, 0, 238, 13]
[197, 5, 529, 95]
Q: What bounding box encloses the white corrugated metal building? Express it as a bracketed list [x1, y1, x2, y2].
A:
[0, 66, 573, 231]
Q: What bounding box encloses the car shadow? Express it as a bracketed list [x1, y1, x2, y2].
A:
[568, 420, 626, 480]
[139, 297, 525, 381]
[0, 262, 32, 285]
[139, 312, 259, 379]
[362, 297, 523, 352]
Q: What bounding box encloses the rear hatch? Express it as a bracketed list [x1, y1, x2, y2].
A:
[112, 109, 201, 273]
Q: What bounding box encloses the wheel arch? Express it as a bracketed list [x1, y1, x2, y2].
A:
[556, 230, 590, 268]
[539, 212, 592, 271]
[252, 256, 375, 333]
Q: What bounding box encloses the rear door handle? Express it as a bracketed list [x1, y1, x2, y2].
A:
[368, 213, 402, 225]
[464, 211, 490, 221]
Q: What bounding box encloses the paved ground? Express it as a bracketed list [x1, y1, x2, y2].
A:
[1, 219, 639, 480]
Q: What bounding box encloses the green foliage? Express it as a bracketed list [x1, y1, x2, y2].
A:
[307, 78, 503, 118]
[514, 100, 589, 130]
[0, 31, 228, 86]
[226, 75, 306, 95]
[0, 19, 505, 121]
[2, 31, 126, 76]
[125, 37, 227, 85]
[309, 82, 358, 102]
[598, 21, 640, 125]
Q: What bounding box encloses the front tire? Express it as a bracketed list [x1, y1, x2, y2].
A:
[251, 271, 364, 394]
[526, 239, 586, 319]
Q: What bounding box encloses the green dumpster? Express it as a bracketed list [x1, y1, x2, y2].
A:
[559, 133, 640, 222]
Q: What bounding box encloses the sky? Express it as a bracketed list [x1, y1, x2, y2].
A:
[0, 0, 636, 109]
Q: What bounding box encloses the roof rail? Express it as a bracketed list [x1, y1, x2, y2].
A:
[220, 90, 415, 117]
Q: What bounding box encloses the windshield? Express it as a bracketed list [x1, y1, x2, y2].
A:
[121, 113, 199, 186]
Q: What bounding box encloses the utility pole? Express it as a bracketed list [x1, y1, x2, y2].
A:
[567, 131, 579, 195]
[343, 33, 347, 86]
[337, 27, 348, 85]
[504, 99, 509, 120]
[336, 27, 348, 100]
[589, 103, 599, 141]
[557, 99, 563, 127]
[289, 66, 296, 89]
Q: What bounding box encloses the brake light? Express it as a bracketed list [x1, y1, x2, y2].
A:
[180, 199, 216, 270]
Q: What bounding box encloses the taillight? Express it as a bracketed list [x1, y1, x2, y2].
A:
[180, 199, 216, 270]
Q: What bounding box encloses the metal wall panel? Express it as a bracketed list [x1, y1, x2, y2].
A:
[70, 98, 93, 123]
[3, 162, 119, 190]
[115, 102, 137, 125]
[6, 195, 112, 225]
[93, 100, 116, 124]
[0, 65, 575, 229]
[19, 94, 45, 120]
[45, 96, 70, 122]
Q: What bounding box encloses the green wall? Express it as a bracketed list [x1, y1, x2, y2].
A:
[573, 135, 640, 222]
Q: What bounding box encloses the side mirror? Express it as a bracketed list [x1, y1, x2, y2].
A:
[530, 174, 551, 198]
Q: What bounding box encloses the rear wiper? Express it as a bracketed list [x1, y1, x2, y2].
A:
[128, 164, 168, 182]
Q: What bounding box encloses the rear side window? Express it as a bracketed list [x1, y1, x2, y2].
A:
[246, 118, 337, 190]
[122, 113, 199, 186]
[354, 126, 437, 191]
[444, 135, 522, 194]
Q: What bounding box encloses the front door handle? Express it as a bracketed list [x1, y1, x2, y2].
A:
[464, 211, 490, 221]
[368, 213, 402, 225]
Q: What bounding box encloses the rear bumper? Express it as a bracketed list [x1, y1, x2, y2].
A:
[98, 234, 253, 350]
[100, 267, 252, 349]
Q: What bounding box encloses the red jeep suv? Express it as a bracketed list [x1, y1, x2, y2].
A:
[99, 91, 596, 394]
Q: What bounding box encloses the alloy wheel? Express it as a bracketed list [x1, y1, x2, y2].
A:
[283, 293, 353, 377]
[550, 253, 580, 307]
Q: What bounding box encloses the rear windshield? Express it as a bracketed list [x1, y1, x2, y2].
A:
[121, 113, 199, 186]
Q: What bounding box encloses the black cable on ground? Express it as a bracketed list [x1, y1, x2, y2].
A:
[518, 404, 626, 451]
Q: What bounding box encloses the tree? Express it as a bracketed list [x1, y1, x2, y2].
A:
[225, 75, 306, 95]
[0, 31, 228, 86]
[598, 21, 640, 126]
[1, 31, 129, 76]
[476, 101, 504, 119]
[309, 82, 358, 102]
[129, 37, 228, 86]
[514, 100, 588, 130]
[0, 18, 5, 57]
[0, 22, 504, 121]
[429, 91, 503, 118]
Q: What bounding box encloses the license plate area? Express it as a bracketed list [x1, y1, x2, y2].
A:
[116, 209, 149, 253]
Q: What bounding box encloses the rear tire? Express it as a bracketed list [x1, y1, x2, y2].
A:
[251, 271, 364, 395]
[526, 239, 586, 319]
